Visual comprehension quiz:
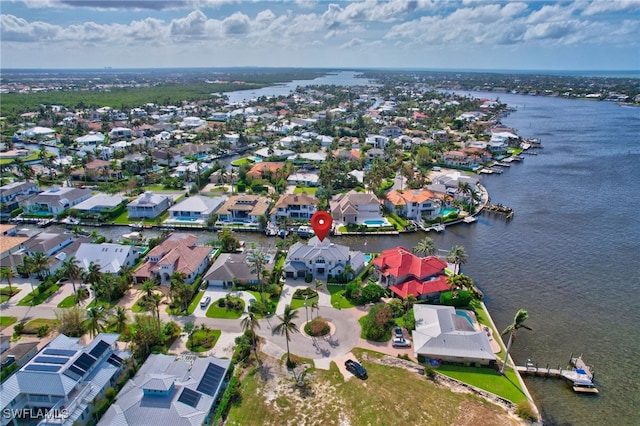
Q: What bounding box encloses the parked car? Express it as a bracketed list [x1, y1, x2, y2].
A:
[392, 337, 411, 348]
[200, 296, 211, 309]
[394, 326, 403, 338]
[345, 359, 368, 379]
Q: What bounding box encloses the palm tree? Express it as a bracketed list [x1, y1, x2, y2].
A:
[112, 306, 128, 333]
[240, 312, 261, 363]
[403, 294, 416, 312]
[140, 278, 158, 302]
[446, 245, 468, 275]
[147, 292, 163, 327]
[413, 236, 436, 256]
[247, 249, 267, 310]
[272, 304, 300, 367]
[86, 307, 105, 338]
[61, 256, 82, 299]
[31, 252, 50, 280]
[84, 261, 103, 303]
[500, 309, 532, 375]
[0, 267, 17, 296]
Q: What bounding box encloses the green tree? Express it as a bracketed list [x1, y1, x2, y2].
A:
[140, 278, 158, 303]
[240, 312, 261, 364]
[112, 306, 128, 333]
[218, 228, 239, 252]
[446, 245, 468, 274]
[31, 252, 50, 280]
[273, 304, 299, 367]
[0, 267, 17, 296]
[413, 237, 436, 256]
[60, 256, 82, 300]
[131, 314, 161, 359]
[86, 307, 106, 338]
[55, 306, 86, 337]
[247, 249, 267, 310]
[84, 261, 103, 302]
[500, 309, 532, 375]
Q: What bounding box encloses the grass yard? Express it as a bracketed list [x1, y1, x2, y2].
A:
[0, 287, 21, 303]
[57, 295, 77, 308]
[206, 298, 245, 319]
[16, 284, 61, 306]
[0, 316, 17, 328]
[327, 285, 356, 309]
[226, 350, 521, 426]
[435, 364, 528, 404]
[293, 186, 318, 195]
[131, 296, 150, 313]
[187, 328, 221, 352]
[22, 318, 58, 335]
[290, 295, 318, 310]
[231, 157, 253, 166]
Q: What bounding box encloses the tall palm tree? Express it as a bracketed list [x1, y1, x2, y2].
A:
[446, 245, 468, 275]
[146, 292, 163, 328]
[86, 307, 105, 338]
[272, 304, 299, 367]
[247, 249, 267, 310]
[84, 261, 103, 303]
[140, 278, 158, 302]
[240, 312, 261, 363]
[60, 256, 82, 299]
[31, 252, 50, 280]
[112, 306, 128, 333]
[0, 267, 17, 296]
[413, 236, 436, 256]
[500, 309, 532, 375]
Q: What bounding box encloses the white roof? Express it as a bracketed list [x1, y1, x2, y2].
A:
[74, 243, 136, 274]
[168, 195, 225, 214]
[75, 132, 105, 144]
[73, 194, 124, 211]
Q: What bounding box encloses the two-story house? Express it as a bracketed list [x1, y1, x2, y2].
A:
[270, 193, 318, 224]
[24, 187, 92, 216]
[385, 189, 442, 221]
[329, 190, 384, 226]
[283, 237, 365, 280]
[127, 192, 172, 219]
[215, 195, 271, 225]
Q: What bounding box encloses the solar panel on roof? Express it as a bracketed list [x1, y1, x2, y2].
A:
[196, 363, 225, 396]
[34, 356, 68, 365]
[106, 353, 123, 367]
[68, 364, 86, 376]
[177, 388, 201, 408]
[73, 353, 96, 371]
[25, 364, 61, 372]
[44, 348, 77, 357]
[89, 340, 110, 358]
[63, 368, 82, 381]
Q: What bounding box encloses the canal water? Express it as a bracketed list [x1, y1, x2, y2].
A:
[51, 81, 639, 425]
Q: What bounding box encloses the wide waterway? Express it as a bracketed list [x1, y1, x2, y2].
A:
[49, 79, 639, 425]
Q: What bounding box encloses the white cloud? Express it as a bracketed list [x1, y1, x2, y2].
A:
[581, 0, 640, 16]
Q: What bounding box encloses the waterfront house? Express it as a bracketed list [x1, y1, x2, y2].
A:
[283, 237, 365, 280]
[127, 192, 172, 219]
[204, 252, 257, 287]
[412, 305, 496, 366]
[0, 333, 131, 426]
[98, 354, 231, 426]
[329, 190, 384, 226]
[74, 243, 139, 274]
[166, 195, 225, 225]
[247, 162, 285, 180]
[286, 172, 320, 187]
[254, 147, 295, 161]
[71, 194, 125, 215]
[270, 193, 318, 224]
[215, 195, 271, 225]
[133, 233, 211, 285]
[373, 246, 449, 300]
[0, 181, 39, 219]
[24, 187, 92, 216]
[74, 132, 105, 153]
[385, 189, 441, 221]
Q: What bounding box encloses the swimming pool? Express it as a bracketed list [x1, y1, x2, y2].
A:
[175, 217, 198, 222]
[455, 310, 475, 328]
[365, 254, 372, 263]
[439, 208, 458, 217]
[363, 219, 390, 227]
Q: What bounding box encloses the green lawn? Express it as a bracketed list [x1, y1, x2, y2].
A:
[231, 157, 253, 166]
[113, 209, 169, 225]
[290, 295, 318, 310]
[0, 287, 21, 303]
[17, 284, 61, 306]
[327, 285, 356, 309]
[293, 186, 318, 195]
[22, 318, 58, 334]
[131, 296, 149, 313]
[435, 364, 528, 404]
[226, 349, 519, 426]
[187, 328, 221, 352]
[0, 316, 17, 328]
[206, 298, 245, 319]
[57, 295, 77, 308]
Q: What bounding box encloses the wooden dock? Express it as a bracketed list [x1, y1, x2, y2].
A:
[516, 354, 598, 394]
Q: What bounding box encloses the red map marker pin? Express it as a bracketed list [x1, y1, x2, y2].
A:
[310, 211, 332, 242]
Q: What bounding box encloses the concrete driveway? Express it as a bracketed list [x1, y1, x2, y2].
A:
[192, 289, 257, 318]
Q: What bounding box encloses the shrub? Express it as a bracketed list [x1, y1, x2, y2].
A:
[13, 322, 25, 334]
[304, 318, 330, 337]
[304, 272, 313, 283]
[359, 283, 386, 304]
[36, 325, 50, 337]
[515, 401, 538, 422]
[362, 303, 394, 341]
[439, 290, 472, 307]
[292, 288, 318, 300]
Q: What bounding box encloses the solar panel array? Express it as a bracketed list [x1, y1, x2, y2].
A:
[73, 353, 97, 372]
[34, 356, 69, 365]
[43, 348, 77, 357]
[63, 368, 82, 381]
[67, 365, 85, 377]
[89, 340, 110, 358]
[196, 363, 225, 396]
[25, 364, 61, 372]
[107, 353, 123, 367]
[177, 387, 201, 408]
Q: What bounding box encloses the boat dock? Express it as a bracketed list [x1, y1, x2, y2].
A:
[516, 354, 598, 394]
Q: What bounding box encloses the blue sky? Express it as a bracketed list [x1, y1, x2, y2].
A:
[1, 0, 639, 71]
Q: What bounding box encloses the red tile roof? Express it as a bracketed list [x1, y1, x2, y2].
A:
[389, 276, 450, 298]
[373, 246, 447, 280]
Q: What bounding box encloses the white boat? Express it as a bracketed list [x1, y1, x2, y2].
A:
[463, 216, 477, 223]
[430, 223, 445, 232]
[295, 225, 315, 238]
[122, 231, 143, 240]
